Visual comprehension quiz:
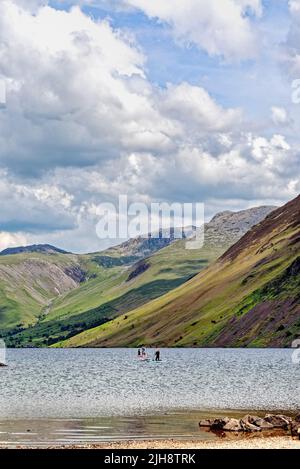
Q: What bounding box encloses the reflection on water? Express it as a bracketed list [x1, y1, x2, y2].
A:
[0, 412, 220, 446]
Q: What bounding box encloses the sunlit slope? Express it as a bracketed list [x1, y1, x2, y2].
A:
[0, 239, 208, 345]
[0, 233, 184, 335]
[61, 196, 299, 348]
[0, 235, 183, 344]
[46, 207, 274, 347]
[0, 251, 87, 329]
[48, 234, 227, 321]
[8, 238, 223, 346]
[0, 205, 274, 346]
[49, 205, 273, 325]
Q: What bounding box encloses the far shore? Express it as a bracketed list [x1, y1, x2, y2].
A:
[1, 436, 300, 450]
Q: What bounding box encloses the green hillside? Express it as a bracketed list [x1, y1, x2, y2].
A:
[0, 205, 275, 347]
[2, 237, 222, 346]
[0, 251, 87, 329]
[59, 196, 300, 348]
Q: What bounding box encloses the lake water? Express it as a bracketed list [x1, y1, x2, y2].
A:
[0, 348, 299, 446]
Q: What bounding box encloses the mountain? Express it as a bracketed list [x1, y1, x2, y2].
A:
[92, 227, 195, 268]
[0, 251, 88, 330]
[0, 205, 275, 347]
[59, 196, 300, 348]
[0, 244, 69, 256]
[204, 206, 275, 245]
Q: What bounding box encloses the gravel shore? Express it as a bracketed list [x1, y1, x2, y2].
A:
[1, 436, 300, 450]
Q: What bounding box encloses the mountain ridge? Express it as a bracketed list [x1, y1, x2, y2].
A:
[0, 206, 276, 258]
[58, 196, 299, 348]
[0, 244, 70, 256]
[0, 204, 277, 346]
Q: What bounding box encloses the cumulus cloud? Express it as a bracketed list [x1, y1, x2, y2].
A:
[289, 0, 300, 14]
[0, 232, 28, 251]
[0, 1, 244, 176]
[281, 0, 300, 77]
[132, 136, 298, 203]
[1, 127, 298, 252]
[250, 134, 292, 169]
[48, 131, 298, 213]
[125, 0, 262, 61]
[160, 82, 242, 133]
[0, 1, 298, 252]
[0, 1, 150, 173]
[0, 170, 77, 233]
[0, 80, 5, 107]
[271, 106, 290, 126]
[11, 0, 47, 10]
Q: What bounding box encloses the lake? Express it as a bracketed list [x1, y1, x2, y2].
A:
[0, 348, 299, 446]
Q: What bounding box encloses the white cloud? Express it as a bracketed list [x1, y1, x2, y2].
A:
[0, 232, 28, 251]
[10, 0, 47, 11]
[289, 0, 300, 14]
[172, 138, 298, 202]
[251, 134, 291, 169]
[0, 126, 298, 252]
[236, 0, 262, 16]
[282, 0, 300, 77]
[160, 82, 242, 133]
[0, 80, 6, 107]
[271, 106, 290, 126]
[0, 1, 151, 172]
[0, 1, 298, 253]
[0, 170, 77, 233]
[126, 0, 262, 61]
[0, 1, 245, 176]
[55, 132, 297, 214]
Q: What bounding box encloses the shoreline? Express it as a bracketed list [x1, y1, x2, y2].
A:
[0, 410, 299, 449]
[1, 408, 299, 450]
[1, 436, 300, 450]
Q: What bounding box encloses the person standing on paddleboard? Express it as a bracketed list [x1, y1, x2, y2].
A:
[154, 348, 160, 361]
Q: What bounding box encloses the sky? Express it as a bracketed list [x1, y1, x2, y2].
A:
[0, 0, 299, 253]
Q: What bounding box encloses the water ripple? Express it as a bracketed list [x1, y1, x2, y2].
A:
[0, 348, 299, 419]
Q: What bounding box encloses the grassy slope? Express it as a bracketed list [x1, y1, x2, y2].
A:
[0, 252, 85, 329]
[5, 238, 224, 346]
[60, 196, 300, 348]
[0, 205, 275, 347]
[50, 236, 228, 318]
